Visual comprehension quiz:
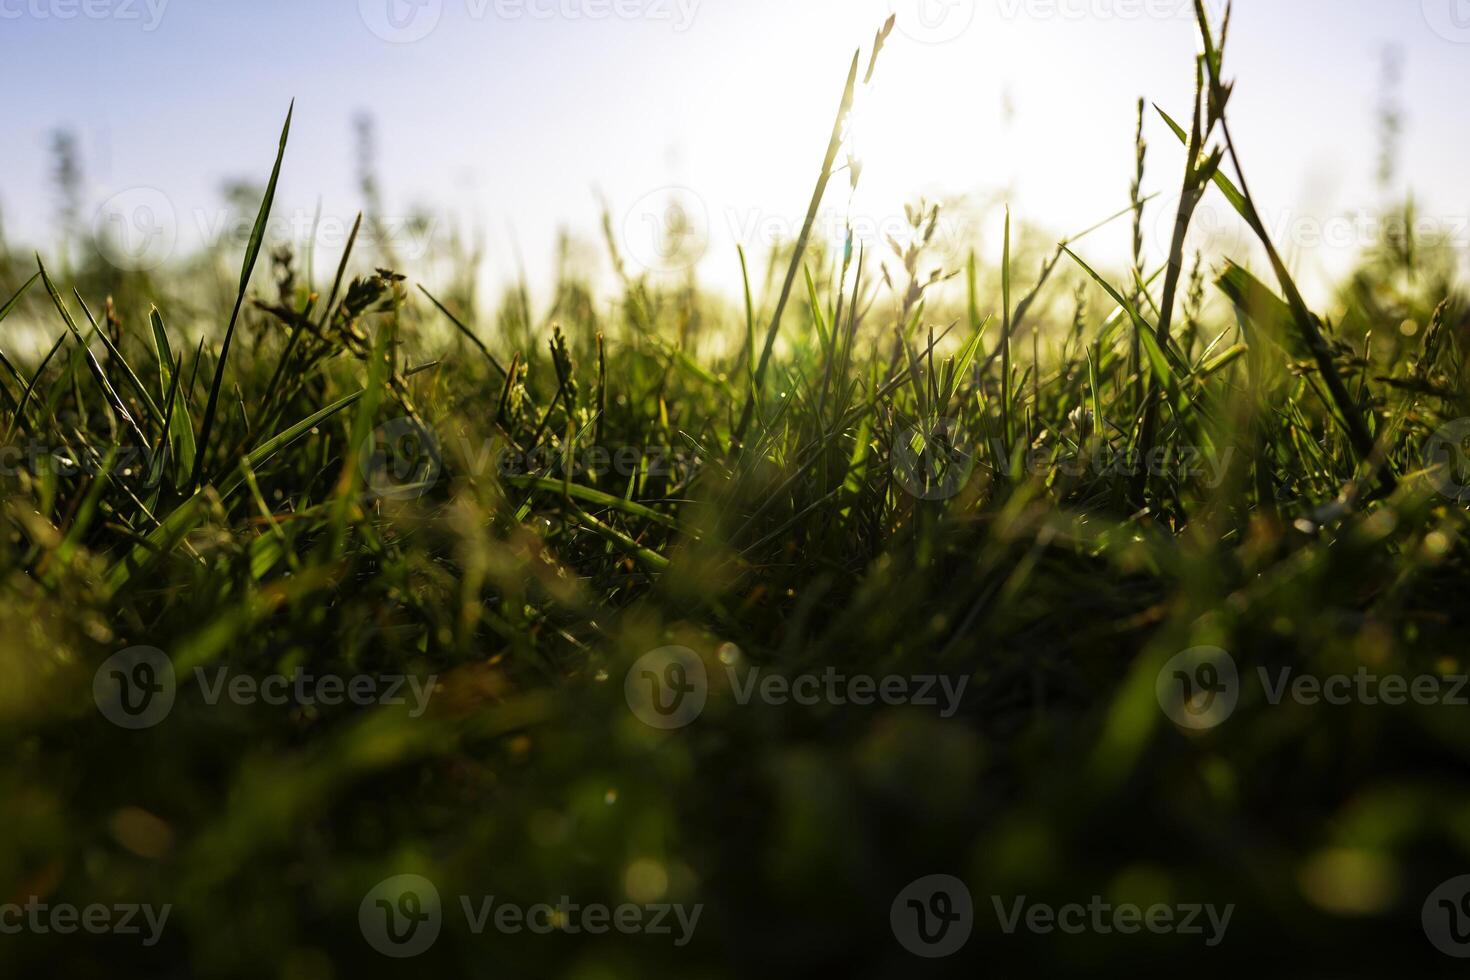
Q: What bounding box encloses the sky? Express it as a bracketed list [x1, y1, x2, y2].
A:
[3, 0, 1469, 305]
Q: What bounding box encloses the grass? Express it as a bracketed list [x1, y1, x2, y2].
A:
[3, 4, 1470, 976]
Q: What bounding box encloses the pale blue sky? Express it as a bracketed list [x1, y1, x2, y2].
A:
[3, 0, 1468, 302]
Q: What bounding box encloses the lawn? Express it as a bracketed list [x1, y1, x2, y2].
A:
[3, 5, 1470, 977]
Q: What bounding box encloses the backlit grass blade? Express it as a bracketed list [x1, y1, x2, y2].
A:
[1062, 247, 1181, 388]
[12, 331, 70, 438]
[0, 271, 39, 325]
[1001, 207, 1013, 452]
[49, 444, 117, 575]
[733, 48, 863, 446]
[419, 284, 506, 376]
[71, 288, 164, 427]
[151, 308, 197, 483]
[738, 244, 757, 410]
[106, 388, 364, 595]
[191, 100, 294, 490]
[1155, 106, 1245, 214]
[501, 474, 684, 531]
[37, 258, 150, 448]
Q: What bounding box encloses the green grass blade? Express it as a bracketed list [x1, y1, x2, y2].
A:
[191, 100, 294, 490]
[151, 308, 197, 483]
[419, 284, 506, 376]
[0, 271, 39, 325]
